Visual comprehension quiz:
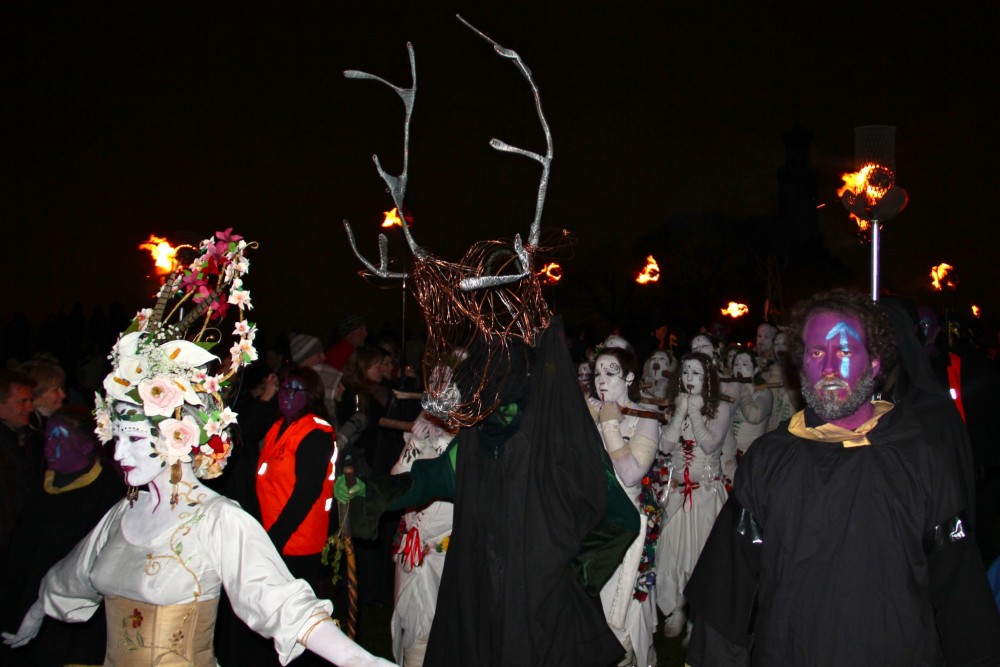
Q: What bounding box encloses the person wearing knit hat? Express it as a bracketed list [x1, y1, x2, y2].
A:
[290, 334, 325, 366]
[325, 315, 368, 372]
[290, 334, 342, 426]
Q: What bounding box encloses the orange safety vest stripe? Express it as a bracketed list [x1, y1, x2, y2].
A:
[257, 415, 335, 555]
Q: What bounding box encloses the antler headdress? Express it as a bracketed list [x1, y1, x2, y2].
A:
[343, 16, 554, 428]
[94, 229, 258, 479]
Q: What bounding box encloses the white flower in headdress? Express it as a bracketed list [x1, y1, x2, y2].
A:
[157, 339, 218, 370]
[202, 375, 223, 394]
[218, 406, 238, 428]
[94, 394, 113, 443]
[203, 417, 223, 438]
[228, 288, 252, 311]
[156, 416, 200, 464]
[137, 377, 186, 417]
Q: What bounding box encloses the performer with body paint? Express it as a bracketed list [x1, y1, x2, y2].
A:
[587, 347, 661, 667]
[685, 289, 1000, 666]
[724, 349, 772, 481]
[655, 352, 732, 639]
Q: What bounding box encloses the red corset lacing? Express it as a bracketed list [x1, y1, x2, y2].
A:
[398, 525, 424, 571]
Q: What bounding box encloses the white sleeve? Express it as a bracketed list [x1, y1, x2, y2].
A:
[39, 499, 129, 622]
[201, 498, 333, 665]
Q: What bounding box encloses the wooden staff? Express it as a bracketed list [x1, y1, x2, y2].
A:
[340, 466, 359, 639]
[392, 389, 424, 401]
[379, 417, 414, 432]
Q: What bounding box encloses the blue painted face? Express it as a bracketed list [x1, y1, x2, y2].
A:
[278, 379, 308, 420]
[44, 418, 94, 473]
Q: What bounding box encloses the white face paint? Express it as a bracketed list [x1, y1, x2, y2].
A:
[681, 359, 706, 396]
[594, 354, 633, 404]
[602, 335, 631, 352]
[732, 353, 755, 379]
[773, 332, 788, 356]
[691, 335, 715, 357]
[756, 324, 777, 356]
[112, 412, 164, 487]
[578, 362, 593, 385]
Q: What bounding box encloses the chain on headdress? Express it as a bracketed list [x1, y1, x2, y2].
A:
[94, 229, 258, 479]
[342, 16, 553, 428]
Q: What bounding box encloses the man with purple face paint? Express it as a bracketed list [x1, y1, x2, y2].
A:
[1, 407, 121, 667]
[685, 289, 1000, 667]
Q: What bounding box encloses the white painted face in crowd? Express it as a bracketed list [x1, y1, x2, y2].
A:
[594, 353, 634, 404]
[578, 362, 593, 386]
[756, 323, 777, 357]
[602, 335, 631, 352]
[691, 334, 715, 358]
[112, 407, 164, 488]
[731, 352, 755, 379]
[643, 350, 673, 398]
[773, 331, 788, 358]
[681, 359, 706, 396]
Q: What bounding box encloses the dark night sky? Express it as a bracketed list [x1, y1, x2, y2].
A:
[3, 2, 997, 344]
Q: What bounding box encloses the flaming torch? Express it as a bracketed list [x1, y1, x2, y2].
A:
[139, 235, 181, 278]
[839, 126, 908, 302]
[930, 263, 957, 291]
[972, 305, 981, 319]
[720, 302, 749, 318]
[382, 208, 402, 228]
[635, 255, 660, 285]
[536, 262, 562, 285]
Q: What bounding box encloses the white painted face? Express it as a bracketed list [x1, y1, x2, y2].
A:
[594, 353, 634, 404]
[681, 359, 706, 396]
[773, 332, 788, 356]
[691, 335, 715, 357]
[732, 353, 755, 379]
[602, 335, 631, 352]
[577, 362, 593, 385]
[112, 408, 164, 487]
[756, 324, 777, 356]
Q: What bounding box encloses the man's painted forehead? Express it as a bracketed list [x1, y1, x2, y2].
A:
[805, 311, 864, 347]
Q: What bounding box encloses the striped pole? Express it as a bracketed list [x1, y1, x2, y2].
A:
[342, 466, 359, 639]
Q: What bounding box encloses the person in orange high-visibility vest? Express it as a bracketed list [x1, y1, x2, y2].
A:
[257, 366, 336, 589]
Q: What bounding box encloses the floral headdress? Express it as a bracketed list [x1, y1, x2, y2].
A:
[94, 228, 258, 479]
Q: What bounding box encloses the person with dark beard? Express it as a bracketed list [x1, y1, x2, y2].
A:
[684, 289, 1000, 667]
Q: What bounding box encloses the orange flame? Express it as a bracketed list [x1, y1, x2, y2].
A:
[139, 235, 179, 275]
[837, 163, 895, 206]
[930, 263, 956, 291]
[382, 208, 402, 228]
[720, 302, 749, 318]
[536, 262, 562, 284]
[972, 305, 981, 318]
[849, 212, 870, 232]
[635, 255, 660, 284]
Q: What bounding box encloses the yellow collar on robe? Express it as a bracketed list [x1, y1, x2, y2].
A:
[43, 460, 103, 494]
[787, 400, 894, 447]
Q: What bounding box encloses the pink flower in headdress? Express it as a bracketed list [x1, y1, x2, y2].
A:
[215, 227, 242, 248]
[156, 416, 200, 464]
[138, 377, 185, 417]
[192, 284, 214, 304]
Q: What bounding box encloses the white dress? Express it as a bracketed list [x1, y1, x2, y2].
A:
[40, 490, 333, 665]
[595, 413, 659, 667]
[726, 385, 773, 481]
[655, 416, 728, 617]
[389, 432, 454, 667]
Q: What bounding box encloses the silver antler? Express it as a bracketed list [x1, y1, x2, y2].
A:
[342, 42, 426, 279]
[456, 15, 553, 291]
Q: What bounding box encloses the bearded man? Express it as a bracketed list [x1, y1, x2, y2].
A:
[684, 289, 1000, 666]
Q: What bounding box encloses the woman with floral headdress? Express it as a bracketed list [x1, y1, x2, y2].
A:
[2, 230, 392, 667]
[587, 346, 661, 667]
[655, 351, 733, 640]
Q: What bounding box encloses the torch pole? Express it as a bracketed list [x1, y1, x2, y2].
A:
[338, 466, 359, 639]
[870, 219, 880, 303]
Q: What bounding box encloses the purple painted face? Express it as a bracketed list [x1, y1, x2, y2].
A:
[44, 416, 95, 474]
[800, 311, 880, 421]
[278, 379, 309, 421]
